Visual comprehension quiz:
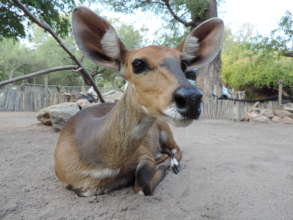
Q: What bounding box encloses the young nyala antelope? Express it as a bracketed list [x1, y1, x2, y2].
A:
[54, 7, 224, 196]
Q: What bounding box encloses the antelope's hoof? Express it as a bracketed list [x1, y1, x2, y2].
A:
[170, 157, 181, 174]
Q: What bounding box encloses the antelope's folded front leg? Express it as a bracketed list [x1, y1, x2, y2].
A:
[158, 121, 182, 174]
[134, 154, 168, 196]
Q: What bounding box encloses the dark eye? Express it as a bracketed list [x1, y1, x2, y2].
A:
[181, 61, 188, 72]
[185, 69, 197, 81]
[132, 59, 148, 74]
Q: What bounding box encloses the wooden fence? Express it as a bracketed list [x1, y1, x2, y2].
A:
[0, 84, 87, 112]
[0, 84, 280, 121]
[201, 97, 279, 120]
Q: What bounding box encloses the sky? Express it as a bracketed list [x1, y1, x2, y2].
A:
[92, 0, 293, 42]
[218, 0, 293, 36]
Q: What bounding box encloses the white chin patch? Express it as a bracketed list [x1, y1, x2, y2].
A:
[162, 104, 193, 127]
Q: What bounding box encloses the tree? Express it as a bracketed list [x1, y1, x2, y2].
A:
[250, 11, 293, 58]
[0, 19, 145, 87]
[221, 27, 293, 98]
[2, 0, 105, 102]
[0, 0, 78, 40]
[99, 0, 223, 96]
[0, 38, 37, 80]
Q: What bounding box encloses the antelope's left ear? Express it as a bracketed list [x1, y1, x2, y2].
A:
[177, 18, 224, 69]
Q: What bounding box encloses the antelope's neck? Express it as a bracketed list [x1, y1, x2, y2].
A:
[100, 86, 156, 156]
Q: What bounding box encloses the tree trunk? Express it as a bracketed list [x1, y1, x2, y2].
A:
[194, 0, 222, 97]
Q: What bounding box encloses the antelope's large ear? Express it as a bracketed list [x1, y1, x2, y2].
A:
[72, 7, 127, 70]
[177, 18, 224, 69]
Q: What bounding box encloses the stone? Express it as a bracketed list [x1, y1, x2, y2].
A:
[247, 111, 260, 119]
[284, 103, 293, 113]
[76, 98, 91, 109]
[273, 109, 293, 119]
[272, 116, 282, 123]
[37, 102, 80, 131]
[282, 117, 293, 125]
[262, 109, 274, 119]
[250, 115, 269, 123]
[103, 90, 123, 103]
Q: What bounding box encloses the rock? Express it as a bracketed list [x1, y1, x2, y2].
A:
[282, 117, 293, 124]
[37, 111, 52, 126]
[37, 102, 80, 131]
[76, 98, 98, 109]
[250, 115, 269, 123]
[247, 111, 260, 119]
[262, 109, 274, 119]
[273, 109, 293, 119]
[76, 98, 91, 109]
[104, 90, 123, 103]
[272, 116, 282, 123]
[284, 103, 293, 113]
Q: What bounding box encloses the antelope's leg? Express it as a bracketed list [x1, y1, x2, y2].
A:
[158, 122, 182, 174]
[154, 153, 169, 165]
[134, 155, 168, 196]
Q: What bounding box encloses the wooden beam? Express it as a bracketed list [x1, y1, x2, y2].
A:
[0, 65, 77, 87]
[278, 80, 283, 106]
[10, 0, 105, 103]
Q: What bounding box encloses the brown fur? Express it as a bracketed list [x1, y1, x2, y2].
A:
[55, 98, 181, 196]
[54, 7, 223, 196]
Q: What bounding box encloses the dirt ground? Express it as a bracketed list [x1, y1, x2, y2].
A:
[0, 112, 293, 220]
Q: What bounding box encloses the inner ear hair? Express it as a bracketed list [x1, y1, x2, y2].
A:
[182, 35, 199, 56]
[101, 28, 121, 59]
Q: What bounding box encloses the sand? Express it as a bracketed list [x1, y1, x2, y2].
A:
[1, 112, 293, 220]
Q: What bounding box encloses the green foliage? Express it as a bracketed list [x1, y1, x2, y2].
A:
[0, 38, 37, 81]
[98, 0, 211, 47]
[117, 23, 143, 49]
[221, 27, 293, 94]
[250, 11, 293, 54]
[0, 20, 144, 87]
[0, 0, 78, 40]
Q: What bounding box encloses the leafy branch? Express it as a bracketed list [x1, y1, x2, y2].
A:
[6, 0, 105, 103]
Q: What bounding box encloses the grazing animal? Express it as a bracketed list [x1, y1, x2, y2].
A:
[54, 7, 224, 196]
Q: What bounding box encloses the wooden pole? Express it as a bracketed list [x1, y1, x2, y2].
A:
[0, 65, 77, 87]
[10, 0, 105, 103]
[278, 80, 283, 106]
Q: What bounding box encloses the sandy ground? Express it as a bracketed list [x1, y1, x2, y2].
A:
[0, 112, 293, 220]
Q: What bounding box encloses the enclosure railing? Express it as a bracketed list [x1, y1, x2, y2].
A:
[0, 84, 90, 112]
[201, 96, 279, 120]
[0, 84, 283, 121]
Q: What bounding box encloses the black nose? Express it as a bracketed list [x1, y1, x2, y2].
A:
[173, 86, 203, 119]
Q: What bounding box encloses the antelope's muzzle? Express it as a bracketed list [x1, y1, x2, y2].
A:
[173, 86, 203, 119]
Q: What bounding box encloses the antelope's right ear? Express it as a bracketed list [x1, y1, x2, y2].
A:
[72, 7, 127, 70]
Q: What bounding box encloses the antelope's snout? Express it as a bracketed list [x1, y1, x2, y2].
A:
[173, 86, 203, 119]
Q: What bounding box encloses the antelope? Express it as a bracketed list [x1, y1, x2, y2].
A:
[54, 7, 224, 197]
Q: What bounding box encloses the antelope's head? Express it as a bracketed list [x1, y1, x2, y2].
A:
[72, 7, 224, 127]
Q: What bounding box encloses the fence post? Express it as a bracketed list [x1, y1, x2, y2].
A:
[278, 80, 283, 106]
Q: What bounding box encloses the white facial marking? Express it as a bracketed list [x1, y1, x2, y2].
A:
[183, 35, 199, 56]
[163, 104, 184, 121]
[188, 79, 196, 85]
[162, 104, 193, 127]
[101, 28, 120, 59]
[82, 168, 120, 179]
